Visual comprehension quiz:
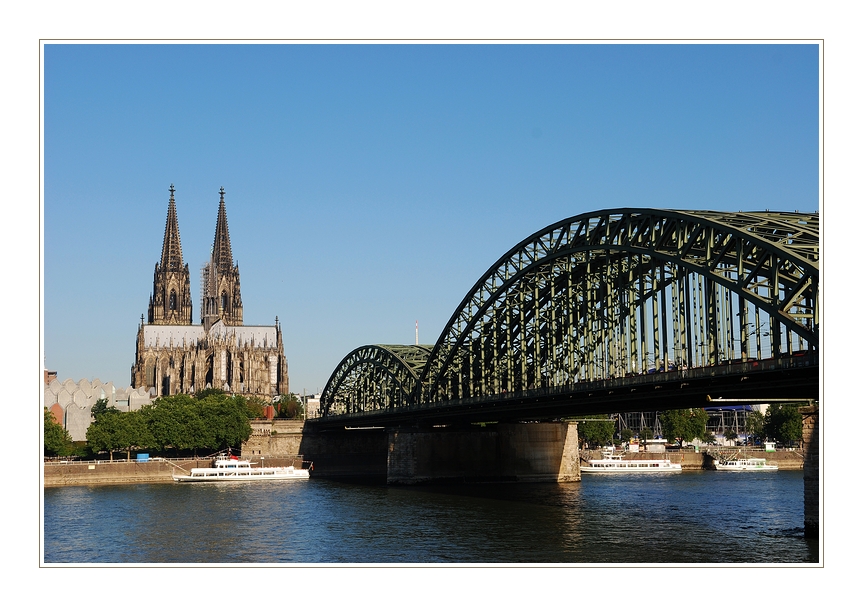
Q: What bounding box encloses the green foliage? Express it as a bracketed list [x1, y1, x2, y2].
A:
[83, 390, 254, 458]
[86, 407, 132, 461]
[139, 392, 251, 455]
[745, 410, 765, 441]
[199, 394, 253, 448]
[764, 403, 803, 445]
[275, 393, 304, 419]
[244, 396, 268, 419]
[194, 387, 225, 400]
[725, 429, 738, 443]
[91, 397, 118, 419]
[142, 394, 200, 453]
[44, 408, 74, 457]
[619, 428, 634, 443]
[577, 415, 615, 447]
[640, 426, 653, 440]
[658, 408, 709, 446]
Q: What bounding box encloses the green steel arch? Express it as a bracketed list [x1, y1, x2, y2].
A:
[321, 345, 433, 416]
[321, 208, 819, 418]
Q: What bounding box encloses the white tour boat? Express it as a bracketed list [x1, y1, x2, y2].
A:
[580, 448, 682, 473]
[172, 454, 312, 482]
[714, 456, 778, 471]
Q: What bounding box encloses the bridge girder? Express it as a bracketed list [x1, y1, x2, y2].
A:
[320, 209, 819, 419]
[321, 345, 433, 416]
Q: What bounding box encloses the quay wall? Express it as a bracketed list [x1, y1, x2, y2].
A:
[44, 456, 304, 487]
[45, 458, 199, 486]
[242, 419, 305, 458]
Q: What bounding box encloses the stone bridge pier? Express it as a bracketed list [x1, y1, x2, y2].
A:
[800, 405, 819, 539]
[285, 421, 581, 484]
[386, 422, 580, 484]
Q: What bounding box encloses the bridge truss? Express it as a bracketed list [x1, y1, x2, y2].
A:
[321, 209, 819, 421]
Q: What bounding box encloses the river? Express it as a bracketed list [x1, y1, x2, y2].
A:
[43, 470, 817, 564]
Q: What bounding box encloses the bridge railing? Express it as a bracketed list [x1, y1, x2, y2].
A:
[320, 352, 818, 421]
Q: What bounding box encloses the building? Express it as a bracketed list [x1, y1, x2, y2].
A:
[43, 376, 152, 441]
[131, 185, 289, 399]
[303, 393, 322, 419]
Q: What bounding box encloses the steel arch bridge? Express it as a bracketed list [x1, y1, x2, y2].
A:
[319, 208, 819, 424]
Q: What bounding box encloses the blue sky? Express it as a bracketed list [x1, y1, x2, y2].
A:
[43, 43, 820, 395]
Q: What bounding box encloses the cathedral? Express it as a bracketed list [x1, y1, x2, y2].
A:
[131, 185, 289, 399]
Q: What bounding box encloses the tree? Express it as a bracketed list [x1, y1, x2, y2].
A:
[91, 397, 117, 419]
[86, 408, 131, 461]
[658, 408, 709, 447]
[141, 392, 253, 455]
[244, 396, 267, 419]
[123, 410, 155, 460]
[577, 415, 615, 448]
[44, 408, 74, 457]
[275, 393, 304, 419]
[725, 429, 738, 444]
[764, 403, 803, 446]
[194, 387, 225, 400]
[640, 426, 653, 440]
[200, 394, 253, 449]
[745, 410, 765, 443]
[142, 394, 204, 455]
[619, 428, 634, 444]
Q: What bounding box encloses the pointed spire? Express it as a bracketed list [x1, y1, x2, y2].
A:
[212, 186, 234, 273]
[160, 184, 184, 271]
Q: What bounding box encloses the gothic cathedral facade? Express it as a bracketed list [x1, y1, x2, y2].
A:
[131, 186, 289, 399]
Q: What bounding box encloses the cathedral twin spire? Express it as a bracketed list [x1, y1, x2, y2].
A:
[202, 186, 243, 330]
[212, 187, 234, 274]
[148, 184, 243, 329]
[148, 184, 192, 325]
[160, 185, 184, 271]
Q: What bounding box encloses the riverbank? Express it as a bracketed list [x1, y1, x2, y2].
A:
[43, 456, 303, 487]
[581, 447, 804, 470]
[45, 447, 803, 486]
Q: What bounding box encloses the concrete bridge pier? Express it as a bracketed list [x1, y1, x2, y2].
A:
[386, 421, 580, 484]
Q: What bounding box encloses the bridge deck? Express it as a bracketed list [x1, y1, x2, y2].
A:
[309, 356, 817, 430]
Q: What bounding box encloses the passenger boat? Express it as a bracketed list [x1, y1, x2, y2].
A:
[714, 456, 778, 471]
[580, 449, 682, 473]
[172, 453, 312, 482]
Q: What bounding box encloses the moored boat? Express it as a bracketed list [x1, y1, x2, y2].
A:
[172, 453, 312, 482]
[714, 456, 778, 471]
[580, 448, 682, 473]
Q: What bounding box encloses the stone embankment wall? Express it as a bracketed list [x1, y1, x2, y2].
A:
[242, 419, 305, 457]
[43, 456, 305, 486]
[45, 458, 200, 486]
